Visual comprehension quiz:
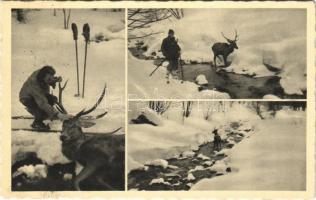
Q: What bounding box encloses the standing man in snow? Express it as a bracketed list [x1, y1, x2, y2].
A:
[19, 66, 72, 130]
[161, 29, 181, 83]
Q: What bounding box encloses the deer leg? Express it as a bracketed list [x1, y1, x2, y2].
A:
[213, 55, 217, 67]
[223, 56, 227, 67]
[74, 164, 97, 191]
[96, 176, 115, 190]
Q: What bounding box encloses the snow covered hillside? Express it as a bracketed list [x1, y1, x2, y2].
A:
[191, 110, 306, 191]
[129, 9, 306, 96]
[12, 9, 125, 131]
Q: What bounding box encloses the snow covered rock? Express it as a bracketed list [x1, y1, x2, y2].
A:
[149, 178, 171, 186]
[145, 159, 169, 169]
[181, 151, 195, 158]
[189, 165, 204, 173]
[63, 173, 73, 181]
[195, 74, 208, 85]
[197, 154, 210, 160]
[187, 173, 196, 181]
[203, 161, 214, 166]
[13, 164, 47, 179]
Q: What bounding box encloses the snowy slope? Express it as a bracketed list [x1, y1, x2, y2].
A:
[129, 9, 306, 95]
[11, 10, 125, 131]
[128, 53, 230, 99]
[191, 111, 306, 191]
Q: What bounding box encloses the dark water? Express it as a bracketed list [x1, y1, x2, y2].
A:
[182, 64, 305, 99]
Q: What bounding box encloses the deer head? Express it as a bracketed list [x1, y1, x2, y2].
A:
[221, 29, 239, 49]
[56, 82, 108, 142]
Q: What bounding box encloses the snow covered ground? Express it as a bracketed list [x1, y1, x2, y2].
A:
[128, 101, 260, 172]
[11, 9, 125, 166]
[191, 110, 306, 191]
[129, 9, 306, 96]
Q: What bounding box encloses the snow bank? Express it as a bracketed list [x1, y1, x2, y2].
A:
[13, 164, 47, 179]
[12, 131, 70, 165]
[128, 53, 230, 99]
[130, 9, 306, 95]
[192, 115, 306, 191]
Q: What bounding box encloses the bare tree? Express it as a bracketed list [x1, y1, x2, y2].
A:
[53, 9, 57, 17]
[128, 9, 183, 39]
[62, 9, 71, 29]
[149, 101, 172, 115]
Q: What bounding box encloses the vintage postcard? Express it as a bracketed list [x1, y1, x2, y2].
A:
[0, 1, 315, 199]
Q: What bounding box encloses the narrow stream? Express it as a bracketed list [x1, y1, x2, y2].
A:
[129, 47, 305, 99]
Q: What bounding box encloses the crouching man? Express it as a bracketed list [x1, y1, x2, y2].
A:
[19, 66, 72, 130]
[213, 129, 222, 151]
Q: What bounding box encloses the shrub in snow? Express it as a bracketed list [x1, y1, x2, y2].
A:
[145, 159, 168, 169]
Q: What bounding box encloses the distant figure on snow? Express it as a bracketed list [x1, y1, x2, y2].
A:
[19, 66, 72, 130]
[213, 129, 222, 151]
[161, 29, 181, 82]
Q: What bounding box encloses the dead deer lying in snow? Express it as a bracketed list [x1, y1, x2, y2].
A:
[56, 82, 124, 191]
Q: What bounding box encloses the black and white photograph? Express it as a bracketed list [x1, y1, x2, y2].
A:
[128, 101, 306, 191]
[11, 9, 125, 191]
[128, 8, 307, 99]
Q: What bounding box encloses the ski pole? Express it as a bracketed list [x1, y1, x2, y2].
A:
[82, 23, 90, 98]
[71, 23, 80, 97]
[179, 55, 184, 83]
[149, 58, 166, 77]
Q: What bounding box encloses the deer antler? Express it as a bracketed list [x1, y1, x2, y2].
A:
[74, 84, 107, 119]
[56, 80, 68, 114]
[221, 32, 231, 42]
[234, 29, 238, 41]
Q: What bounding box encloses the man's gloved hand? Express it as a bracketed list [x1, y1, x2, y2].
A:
[57, 113, 73, 121]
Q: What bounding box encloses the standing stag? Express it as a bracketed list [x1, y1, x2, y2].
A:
[212, 30, 239, 67]
[56, 82, 124, 191]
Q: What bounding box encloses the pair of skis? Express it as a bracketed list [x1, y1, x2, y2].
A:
[71, 23, 90, 98]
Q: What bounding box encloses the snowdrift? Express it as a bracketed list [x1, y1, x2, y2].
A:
[129, 9, 306, 95]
